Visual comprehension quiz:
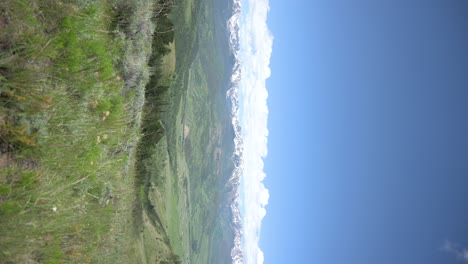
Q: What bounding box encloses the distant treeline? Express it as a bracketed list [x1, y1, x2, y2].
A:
[134, 2, 181, 263]
[139, 0, 175, 156]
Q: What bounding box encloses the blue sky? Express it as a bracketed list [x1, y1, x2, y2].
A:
[239, 0, 468, 263]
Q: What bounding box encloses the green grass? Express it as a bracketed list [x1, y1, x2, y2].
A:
[0, 0, 181, 262]
[0, 0, 132, 262]
[0, 0, 234, 262]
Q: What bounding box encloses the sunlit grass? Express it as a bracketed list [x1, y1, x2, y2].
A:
[0, 0, 162, 262]
[0, 0, 182, 260]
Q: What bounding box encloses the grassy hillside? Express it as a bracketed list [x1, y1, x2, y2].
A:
[0, 0, 235, 262]
[0, 0, 181, 262]
[135, 0, 239, 263]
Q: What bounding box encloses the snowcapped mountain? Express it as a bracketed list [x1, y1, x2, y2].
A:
[226, 0, 244, 263]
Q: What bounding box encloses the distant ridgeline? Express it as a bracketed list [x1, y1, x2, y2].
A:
[226, 0, 244, 262]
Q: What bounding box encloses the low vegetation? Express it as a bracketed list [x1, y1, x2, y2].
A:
[0, 0, 182, 262]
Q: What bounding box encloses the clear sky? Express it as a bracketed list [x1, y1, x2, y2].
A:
[239, 0, 468, 263]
